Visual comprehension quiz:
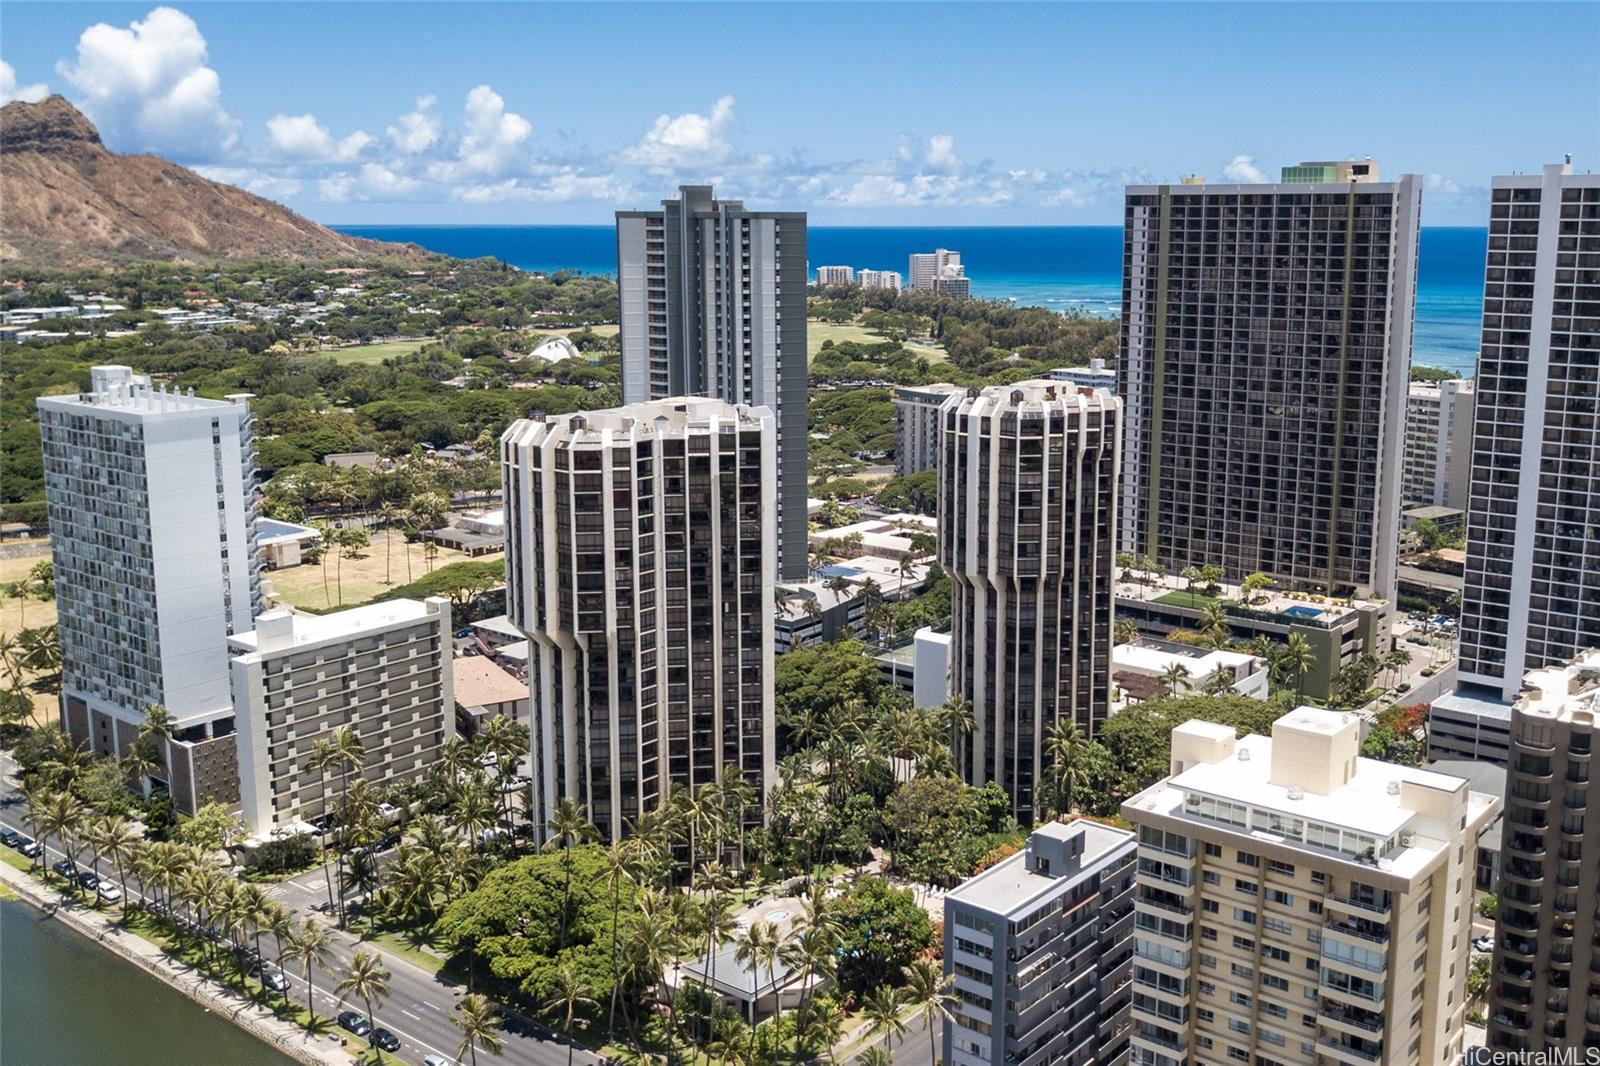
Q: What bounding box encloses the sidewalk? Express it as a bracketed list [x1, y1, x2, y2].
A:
[0, 859, 351, 1066]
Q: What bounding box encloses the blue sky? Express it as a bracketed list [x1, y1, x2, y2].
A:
[4, 2, 1596, 225]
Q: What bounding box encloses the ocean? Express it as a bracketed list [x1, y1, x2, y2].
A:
[337, 224, 1487, 377]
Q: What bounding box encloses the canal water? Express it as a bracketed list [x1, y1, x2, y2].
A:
[0, 898, 294, 1066]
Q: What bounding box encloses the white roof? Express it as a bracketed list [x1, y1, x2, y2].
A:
[230, 599, 439, 657]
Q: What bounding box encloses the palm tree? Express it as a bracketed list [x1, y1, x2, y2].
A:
[1199, 601, 1231, 647]
[601, 842, 635, 1037]
[377, 502, 399, 586]
[1042, 719, 1085, 816]
[336, 950, 392, 1060]
[1160, 662, 1191, 697]
[862, 986, 909, 1058]
[1383, 648, 1412, 690]
[17, 780, 52, 871]
[265, 902, 295, 988]
[283, 918, 335, 1023]
[91, 815, 140, 918]
[733, 920, 784, 1063]
[543, 797, 596, 953]
[330, 726, 366, 924]
[1280, 632, 1316, 699]
[1114, 617, 1139, 647]
[628, 900, 683, 1063]
[856, 1046, 893, 1066]
[901, 960, 956, 1066]
[37, 789, 86, 890]
[542, 962, 597, 1066]
[452, 992, 505, 1066]
[697, 876, 739, 1044]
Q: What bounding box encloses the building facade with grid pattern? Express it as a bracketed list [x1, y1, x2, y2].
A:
[502, 398, 776, 843]
[1117, 171, 1421, 603]
[38, 365, 260, 813]
[1457, 162, 1600, 701]
[1402, 379, 1475, 509]
[939, 382, 1119, 821]
[1485, 649, 1600, 1053]
[1123, 709, 1499, 1066]
[229, 599, 454, 835]
[616, 185, 808, 581]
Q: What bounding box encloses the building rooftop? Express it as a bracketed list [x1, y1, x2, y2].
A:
[1113, 638, 1260, 679]
[1126, 708, 1501, 885]
[230, 598, 443, 657]
[38, 365, 251, 417]
[1115, 567, 1383, 622]
[452, 655, 528, 708]
[504, 396, 771, 448]
[1515, 648, 1600, 724]
[256, 518, 320, 546]
[947, 819, 1134, 916]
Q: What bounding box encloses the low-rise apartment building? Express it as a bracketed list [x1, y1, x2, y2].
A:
[944, 819, 1138, 1066]
[229, 598, 454, 834]
[1123, 708, 1499, 1066]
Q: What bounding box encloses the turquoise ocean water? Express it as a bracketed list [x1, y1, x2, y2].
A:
[337, 224, 1487, 377]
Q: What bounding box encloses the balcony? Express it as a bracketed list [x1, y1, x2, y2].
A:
[1325, 893, 1391, 919]
[1318, 1036, 1383, 1064]
[1320, 1002, 1384, 1035]
[1326, 918, 1390, 945]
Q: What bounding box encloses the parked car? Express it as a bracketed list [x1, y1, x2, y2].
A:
[250, 963, 289, 993]
[78, 871, 100, 891]
[425, 1056, 453, 1066]
[337, 1011, 371, 1037]
[370, 1028, 401, 1052]
[52, 858, 75, 878]
[18, 837, 40, 858]
[0, 828, 20, 847]
[1472, 935, 1495, 953]
[97, 882, 123, 903]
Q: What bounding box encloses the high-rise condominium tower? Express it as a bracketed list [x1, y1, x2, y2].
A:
[1402, 378, 1475, 509]
[1457, 162, 1600, 701]
[909, 248, 961, 291]
[1123, 708, 1499, 1066]
[1486, 649, 1600, 1053]
[1119, 165, 1421, 602]
[38, 365, 259, 813]
[616, 185, 808, 581]
[939, 382, 1119, 820]
[502, 398, 776, 842]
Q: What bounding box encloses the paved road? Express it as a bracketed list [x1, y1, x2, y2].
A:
[1404, 660, 1457, 707]
[0, 755, 599, 1066]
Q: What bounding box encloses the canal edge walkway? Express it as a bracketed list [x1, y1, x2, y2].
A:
[0, 861, 351, 1066]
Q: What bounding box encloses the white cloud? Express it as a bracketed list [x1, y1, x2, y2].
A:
[619, 94, 735, 166]
[458, 84, 531, 173]
[1222, 153, 1267, 183]
[1, 60, 49, 104]
[925, 133, 963, 174]
[56, 6, 238, 158]
[387, 94, 439, 154]
[315, 162, 421, 202]
[192, 165, 303, 200]
[454, 171, 634, 204]
[266, 113, 373, 162]
[1426, 173, 1463, 194]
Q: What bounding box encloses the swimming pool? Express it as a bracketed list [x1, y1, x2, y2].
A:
[1282, 605, 1323, 620]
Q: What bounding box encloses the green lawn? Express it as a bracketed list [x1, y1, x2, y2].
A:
[322, 339, 431, 364]
[1153, 589, 1223, 611]
[807, 320, 892, 359]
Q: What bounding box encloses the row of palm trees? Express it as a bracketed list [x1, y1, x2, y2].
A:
[15, 782, 507, 1066]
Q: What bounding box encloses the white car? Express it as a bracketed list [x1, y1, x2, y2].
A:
[97, 882, 123, 903]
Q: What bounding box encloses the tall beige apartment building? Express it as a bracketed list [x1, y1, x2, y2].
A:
[229, 598, 455, 834]
[1123, 708, 1499, 1066]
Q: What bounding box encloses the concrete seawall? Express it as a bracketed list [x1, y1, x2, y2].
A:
[0, 861, 348, 1066]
